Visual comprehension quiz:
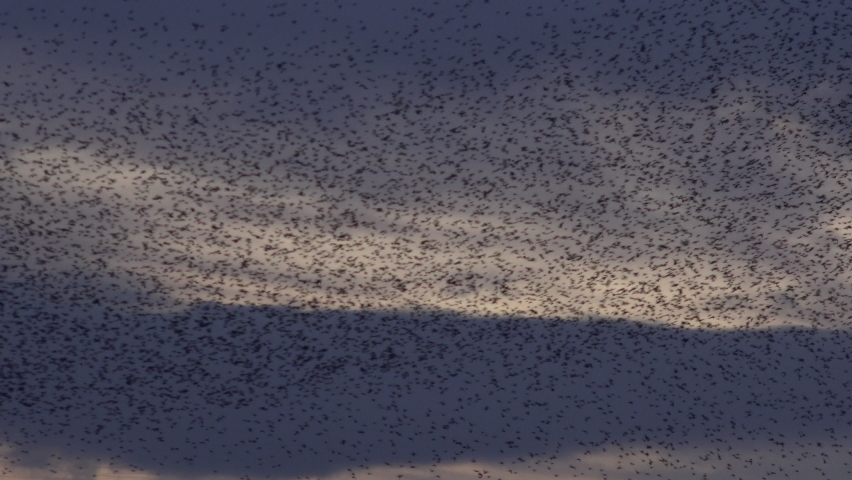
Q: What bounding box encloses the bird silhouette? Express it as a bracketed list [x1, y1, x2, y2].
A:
[1, 0, 851, 479]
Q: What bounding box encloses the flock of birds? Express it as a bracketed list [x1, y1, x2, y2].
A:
[2, 0, 852, 479]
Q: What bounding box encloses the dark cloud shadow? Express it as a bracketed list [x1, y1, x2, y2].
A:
[2, 294, 850, 479]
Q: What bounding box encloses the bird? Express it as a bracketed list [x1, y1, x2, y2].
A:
[0, 0, 850, 479]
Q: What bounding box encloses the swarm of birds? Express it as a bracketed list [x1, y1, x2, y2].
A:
[1, 0, 851, 479]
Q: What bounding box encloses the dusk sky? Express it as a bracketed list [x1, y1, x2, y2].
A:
[2, 1, 852, 479]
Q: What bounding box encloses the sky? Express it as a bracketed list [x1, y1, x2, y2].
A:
[1, 0, 852, 479]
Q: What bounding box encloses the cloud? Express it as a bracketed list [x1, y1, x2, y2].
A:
[2, 303, 851, 479]
[5, 70, 852, 327]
